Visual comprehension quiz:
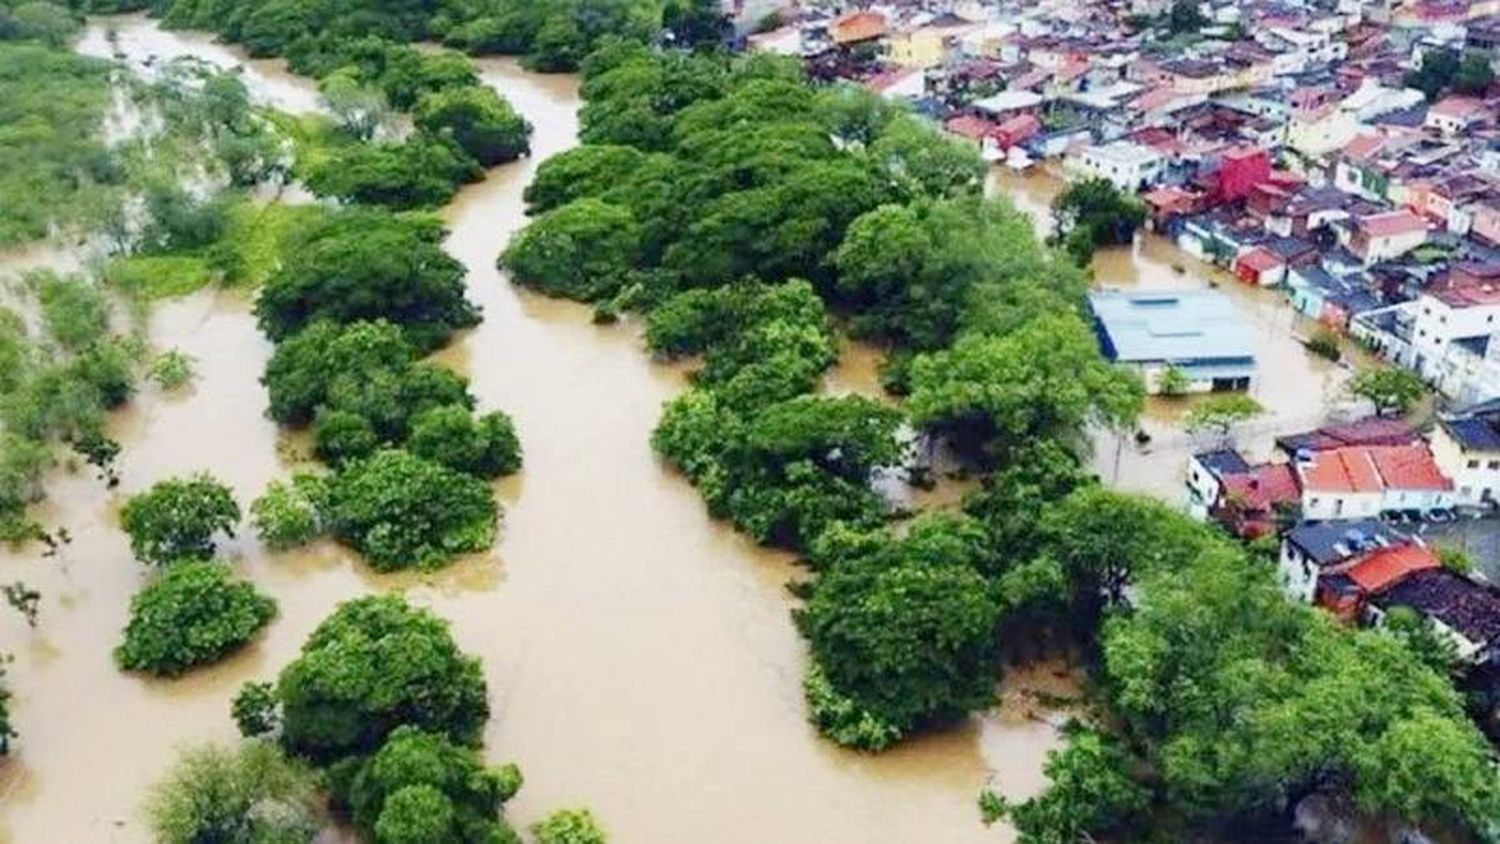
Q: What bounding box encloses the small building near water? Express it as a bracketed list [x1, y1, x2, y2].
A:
[1087, 289, 1256, 393]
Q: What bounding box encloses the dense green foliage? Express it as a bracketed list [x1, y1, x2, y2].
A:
[145, 741, 322, 844]
[249, 594, 489, 761]
[1050, 177, 1148, 263]
[407, 405, 522, 478]
[799, 514, 1001, 749]
[0, 43, 115, 246]
[119, 473, 241, 566]
[0, 277, 140, 540]
[321, 448, 499, 570]
[1348, 366, 1426, 416]
[255, 211, 476, 349]
[336, 725, 523, 843]
[1404, 46, 1496, 100]
[251, 475, 325, 550]
[414, 84, 531, 166]
[439, 1, 662, 71]
[115, 560, 277, 676]
[532, 808, 608, 844]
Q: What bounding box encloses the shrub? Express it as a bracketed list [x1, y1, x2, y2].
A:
[273, 595, 490, 760]
[406, 405, 521, 478]
[145, 741, 320, 844]
[533, 808, 608, 844]
[250, 475, 325, 551]
[150, 349, 196, 391]
[115, 561, 276, 676]
[120, 473, 241, 566]
[341, 725, 523, 842]
[321, 449, 499, 571]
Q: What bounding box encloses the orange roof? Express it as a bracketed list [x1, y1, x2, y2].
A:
[1237, 246, 1284, 273]
[1299, 444, 1452, 493]
[1222, 463, 1300, 510]
[1299, 448, 1383, 493]
[832, 10, 887, 44]
[1367, 444, 1454, 491]
[945, 115, 995, 141]
[1344, 544, 1440, 593]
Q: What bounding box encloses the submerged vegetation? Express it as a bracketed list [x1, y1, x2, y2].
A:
[500, 40, 1500, 843]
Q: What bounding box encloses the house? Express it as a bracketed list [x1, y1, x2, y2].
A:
[1234, 246, 1288, 286]
[865, 66, 925, 100]
[972, 90, 1043, 120]
[1070, 141, 1167, 191]
[1293, 443, 1455, 520]
[1405, 269, 1500, 397]
[1088, 290, 1256, 393]
[1424, 96, 1491, 135]
[1430, 398, 1500, 506]
[1214, 462, 1302, 538]
[1371, 568, 1500, 662]
[830, 10, 887, 46]
[1280, 519, 1408, 603]
[1315, 541, 1441, 620]
[1187, 448, 1251, 516]
[1276, 417, 1418, 454]
[1209, 145, 1273, 204]
[1346, 209, 1427, 265]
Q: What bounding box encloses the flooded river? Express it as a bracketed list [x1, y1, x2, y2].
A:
[0, 18, 1063, 843]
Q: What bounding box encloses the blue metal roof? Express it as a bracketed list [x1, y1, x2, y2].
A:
[1088, 289, 1257, 367]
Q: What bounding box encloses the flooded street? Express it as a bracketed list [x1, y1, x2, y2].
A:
[987, 168, 1361, 502]
[0, 20, 1061, 843]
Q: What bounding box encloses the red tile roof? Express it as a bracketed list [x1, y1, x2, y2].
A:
[1344, 544, 1440, 594]
[1222, 463, 1300, 510]
[1300, 448, 1383, 493]
[1237, 246, 1285, 273]
[1357, 209, 1426, 238]
[945, 115, 995, 141]
[1367, 444, 1454, 491]
[1430, 95, 1489, 120]
[1298, 444, 1452, 493]
[832, 10, 887, 44]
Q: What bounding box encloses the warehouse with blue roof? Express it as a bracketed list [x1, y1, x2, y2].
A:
[1087, 289, 1257, 394]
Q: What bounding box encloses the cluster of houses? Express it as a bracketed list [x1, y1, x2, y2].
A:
[735, 0, 1500, 408]
[1188, 405, 1500, 667]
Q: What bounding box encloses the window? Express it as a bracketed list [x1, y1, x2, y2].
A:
[1469, 459, 1481, 468]
[1489, 460, 1500, 470]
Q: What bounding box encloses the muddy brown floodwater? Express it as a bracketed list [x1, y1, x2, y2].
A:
[0, 18, 1064, 843]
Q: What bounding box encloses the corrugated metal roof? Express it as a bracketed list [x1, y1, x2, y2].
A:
[1088, 290, 1257, 366]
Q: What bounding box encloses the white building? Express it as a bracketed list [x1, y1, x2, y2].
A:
[1069, 141, 1166, 191]
[1294, 444, 1455, 520]
[1431, 398, 1500, 506]
[1279, 519, 1408, 603]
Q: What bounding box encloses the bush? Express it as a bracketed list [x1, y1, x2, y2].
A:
[255, 212, 476, 350]
[261, 320, 416, 427]
[414, 85, 531, 167]
[499, 198, 641, 301]
[533, 808, 608, 844]
[273, 595, 490, 760]
[322, 449, 499, 571]
[341, 725, 523, 842]
[312, 408, 379, 465]
[406, 405, 521, 478]
[115, 561, 276, 676]
[250, 475, 325, 551]
[146, 741, 320, 844]
[1306, 327, 1342, 361]
[150, 349, 196, 390]
[120, 473, 241, 566]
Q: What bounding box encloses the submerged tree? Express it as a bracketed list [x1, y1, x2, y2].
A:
[120, 473, 241, 566]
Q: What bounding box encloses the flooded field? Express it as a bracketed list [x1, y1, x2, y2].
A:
[0, 19, 1064, 843]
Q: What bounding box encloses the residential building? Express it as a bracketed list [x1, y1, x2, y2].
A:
[1070, 141, 1167, 191]
[1280, 519, 1408, 603]
[1431, 398, 1500, 506]
[1294, 443, 1455, 520]
[1371, 568, 1500, 662]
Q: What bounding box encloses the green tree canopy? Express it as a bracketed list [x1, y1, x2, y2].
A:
[115, 561, 277, 677]
[146, 741, 321, 844]
[321, 448, 499, 570]
[414, 85, 531, 167]
[255, 211, 477, 350]
[120, 473, 241, 566]
[265, 594, 490, 761]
